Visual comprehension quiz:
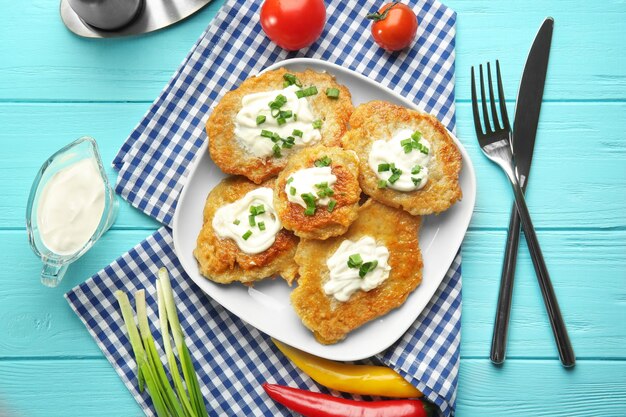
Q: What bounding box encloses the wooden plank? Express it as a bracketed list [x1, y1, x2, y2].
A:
[0, 230, 149, 359]
[0, 1, 624, 101]
[0, 103, 160, 229]
[461, 230, 626, 358]
[1, 102, 624, 230]
[0, 358, 623, 417]
[0, 359, 142, 417]
[452, 0, 626, 102]
[455, 101, 626, 229]
[1, 229, 624, 359]
[456, 359, 626, 417]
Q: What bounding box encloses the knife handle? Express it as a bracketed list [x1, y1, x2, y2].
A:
[509, 180, 576, 368]
[490, 201, 522, 365]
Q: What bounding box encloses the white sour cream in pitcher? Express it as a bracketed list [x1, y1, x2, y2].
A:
[212, 187, 282, 254]
[234, 85, 321, 158]
[368, 128, 432, 192]
[36, 158, 106, 256]
[324, 236, 391, 302]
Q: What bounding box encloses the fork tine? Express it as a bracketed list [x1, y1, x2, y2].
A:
[487, 62, 502, 131]
[470, 66, 483, 136]
[479, 64, 492, 134]
[496, 60, 511, 130]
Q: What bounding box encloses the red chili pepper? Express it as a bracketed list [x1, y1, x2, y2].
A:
[262, 383, 435, 417]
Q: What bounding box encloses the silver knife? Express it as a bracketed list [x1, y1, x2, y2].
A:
[490, 18, 555, 365]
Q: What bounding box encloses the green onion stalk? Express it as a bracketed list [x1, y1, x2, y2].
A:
[114, 268, 209, 417]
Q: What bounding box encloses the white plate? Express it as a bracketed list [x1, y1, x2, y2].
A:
[172, 58, 476, 361]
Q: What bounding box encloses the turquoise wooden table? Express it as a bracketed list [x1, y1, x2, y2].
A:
[1, 1, 625, 415]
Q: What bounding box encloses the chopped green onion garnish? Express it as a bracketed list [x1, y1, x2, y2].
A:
[269, 94, 287, 109]
[412, 165, 422, 175]
[314, 155, 332, 167]
[258, 222, 266, 231]
[277, 117, 286, 126]
[293, 114, 298, 121]
[242, 230, 252, 240]
[400, 138, 412, 147]
[296, 86, 318, 98]
[280, 110, 292, 119]
[261, 129, 274, 138]
[256, 115, 266, 125]
[290, 186, 296, 196]
[378, 179, 387, 188]
[412, 177, 422, 186]
[287, 177, 294, 184]
[273, 143, 282, 157]
[292, 129, 303, 137]
[416, 142, 429, 155]
[347, 253, 363, 268]
[283, 73, 302, 87]
[378, 163, 390, 172]
[325, 88, 340, 98]
[359, 260, 379, 278]
[282, 136, 295, 148]
[301, 193, 317, 208]
[253, 204, 265, 215]
[233, 219, 241, 225]
[327, 199, 337, 212]
[411, 131, 422, 141]
[388, 168, 402, 184]
[312, 119, 323, 129]
[304, 207, 316, 216]
[315, 182, 334, 198]
[249, 215, 256, 227]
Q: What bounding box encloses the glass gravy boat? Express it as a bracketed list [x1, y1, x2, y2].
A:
[26, 137, 118, 287]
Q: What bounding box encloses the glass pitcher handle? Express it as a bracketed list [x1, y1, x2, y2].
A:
[41, 263, 69, 287]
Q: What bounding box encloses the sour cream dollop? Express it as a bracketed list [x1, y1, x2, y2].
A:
[234, 85, 321, 158]
[368, 128, 433, 192]
[324, 236, 391, 302]
[285, 166, 337, 208]
[212, 188, 281, 254]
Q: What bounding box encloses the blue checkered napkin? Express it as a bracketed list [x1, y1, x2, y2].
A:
[66, 229, 461, 417]
[112, 0, 457, 227]
[69, 0, 461, 415]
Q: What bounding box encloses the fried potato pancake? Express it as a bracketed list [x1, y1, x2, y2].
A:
[291, 199, 422, 344]
[207, 68, 353, 184]
[342, 101, 462, 215]
[274, 145, 361, 240]
[194, 176, 299, 285]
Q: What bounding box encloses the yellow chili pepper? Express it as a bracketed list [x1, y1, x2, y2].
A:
[272, 339, 422, 398]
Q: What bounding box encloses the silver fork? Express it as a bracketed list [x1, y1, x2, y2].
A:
[471, 61, 575, 368]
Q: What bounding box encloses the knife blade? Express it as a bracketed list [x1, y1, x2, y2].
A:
[513, 17, 554, 187]
[490, 17, 554, 365]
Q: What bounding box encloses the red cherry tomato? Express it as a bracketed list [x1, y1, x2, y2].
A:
[367, 2, 418, 52]
[260, 0, 326, 51]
